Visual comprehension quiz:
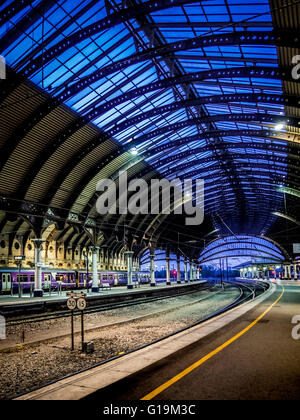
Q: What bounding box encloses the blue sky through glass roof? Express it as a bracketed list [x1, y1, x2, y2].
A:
[0, 0, 289, 233]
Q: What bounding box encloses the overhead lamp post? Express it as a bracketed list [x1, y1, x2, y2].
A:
[83, 250, 89, 293]
[14, 255, 25, 298]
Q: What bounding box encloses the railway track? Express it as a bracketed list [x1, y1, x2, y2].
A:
[3, 286, 227, 350]
[7, 279, 269, 400]
[6, 281, 214, 326]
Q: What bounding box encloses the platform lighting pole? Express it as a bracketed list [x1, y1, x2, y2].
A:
[166, 251, 171, 286]
[184, 258, 188, 283]
[189, 259, 193, 282]
[150, 253, 156, 287]
[83, 251, 89, 294]
[226, 258, 229, 283]
[288, 264, 292, 280]
[17, 260, 22, 298]
[91, 246, 99, 293]
[32, 239, 45, 297]
[125, 251, 134, 289]
[220, 258, 223, 287]
[177, 255, 181, 284]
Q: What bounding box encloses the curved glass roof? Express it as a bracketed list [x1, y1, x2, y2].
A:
[0, 0, 290, 236]
[199, 235, 285, 262]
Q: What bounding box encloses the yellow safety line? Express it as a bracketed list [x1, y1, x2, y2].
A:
[141, 286, 285, 400]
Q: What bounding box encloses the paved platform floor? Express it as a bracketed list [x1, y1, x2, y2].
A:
[83, 282, 300, 400]
[16, 281, 281, 400]
[17, 281, 300, 400]
[0, 280, 205, 306]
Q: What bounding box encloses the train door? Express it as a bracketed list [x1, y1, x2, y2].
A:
[44, 273, 51, 288]
[114, 274, 118, 286]
[2, 273, 11, 291]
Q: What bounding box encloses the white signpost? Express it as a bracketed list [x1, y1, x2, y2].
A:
[66, 292, 87, 351]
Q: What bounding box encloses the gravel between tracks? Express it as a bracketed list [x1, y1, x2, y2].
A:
[0, 286, 239, 399]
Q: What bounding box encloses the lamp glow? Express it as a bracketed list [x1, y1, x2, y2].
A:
[274, 123, 284, 131]
[130, 147, 138, 155]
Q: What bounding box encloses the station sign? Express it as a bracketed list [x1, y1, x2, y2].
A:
[14, 255, 25, 261]
[293, 244, 300, 254]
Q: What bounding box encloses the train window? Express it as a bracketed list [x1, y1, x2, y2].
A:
[30, 275, 34, 282]
[16, 275, 28, 282]
[2, 274, 6, 281]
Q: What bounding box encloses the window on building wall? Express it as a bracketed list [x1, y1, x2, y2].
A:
[0, 240, 5, 248]
[27, 244, 32, 251]
[14, 242, 20, 250]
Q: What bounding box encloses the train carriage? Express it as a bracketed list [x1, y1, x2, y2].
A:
[0, 267, 151, 294]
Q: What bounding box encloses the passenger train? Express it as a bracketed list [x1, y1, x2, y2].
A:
[0, 268, 151, 294]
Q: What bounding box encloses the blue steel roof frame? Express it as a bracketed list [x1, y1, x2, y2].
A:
[0, 0, 294, 237]
[199, 234, 285, 263]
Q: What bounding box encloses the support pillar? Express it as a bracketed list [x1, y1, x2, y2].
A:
[196, 264, 200, 281]
[189, 260, 193, 282]
[92, 246, 99, 292]
[125, 251, 134, 289]
[283, 265, 288, 280]
[288, 264, 292, 280]
[32, 239, 45, 297]
[184, 258, 188, 283]
[294, 264, 298, 280]
[150, 253, 156, 287]
[177, 255, 181, 284]
[166, 252, 171, 286]
[114, 273, 119, 286]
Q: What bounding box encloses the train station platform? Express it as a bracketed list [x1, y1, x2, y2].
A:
[0, 280, 207, 317]
[17, 280, 300, 401]
[83, 280, 297, 401]
[16, 280, 300, 400]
